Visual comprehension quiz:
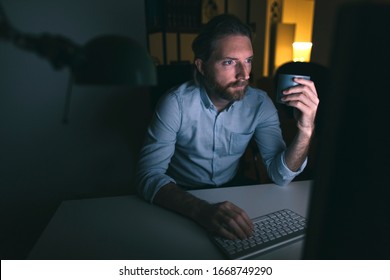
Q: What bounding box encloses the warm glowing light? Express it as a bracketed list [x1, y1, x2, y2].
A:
[292, 42, 313, 62]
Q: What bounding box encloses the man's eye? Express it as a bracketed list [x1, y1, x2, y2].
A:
[246, 58, 253, 64]
[222, 60, 234, 66]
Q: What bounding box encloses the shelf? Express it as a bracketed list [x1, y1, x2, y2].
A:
[145, 0, 202, 33]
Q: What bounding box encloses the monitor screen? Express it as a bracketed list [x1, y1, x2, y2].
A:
[303, 2, 390, 259]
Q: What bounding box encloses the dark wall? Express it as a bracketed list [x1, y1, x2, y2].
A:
[0, 0, 149, 259]
[311, 0, 361, 66]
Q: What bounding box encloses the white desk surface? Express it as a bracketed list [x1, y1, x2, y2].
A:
[28, 180, 312, 260]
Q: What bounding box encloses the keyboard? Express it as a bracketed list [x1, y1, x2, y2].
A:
[211, 209, 307, 259]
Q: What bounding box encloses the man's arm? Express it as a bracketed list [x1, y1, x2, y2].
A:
[136, 90, 253, 240]
[281, 78, 319, 171]
[153, 182, 254, 240]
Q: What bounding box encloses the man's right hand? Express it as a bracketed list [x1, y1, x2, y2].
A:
[195, 200, 254, 240]
[153, 183, 253, 240]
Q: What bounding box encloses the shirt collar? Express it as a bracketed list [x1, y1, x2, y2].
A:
[199, 85, 238, 112]
[199, 86, 213, 109]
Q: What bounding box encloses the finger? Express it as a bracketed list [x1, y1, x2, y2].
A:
[225, 216, 252, 239]
[218, 216, 252, 240]
[234, 206, 254, 232]
[285, 99, 317, 123]
[282, 92, 318, 110]
[225, 202, 253, 228]
[293, 78, 318, 97]
[220, 202, 254, 239]
[282, 96, 318, 129]
[283, 79, 318, 104]
[283, 85, 318, 105]
[282, 84, 319, 113]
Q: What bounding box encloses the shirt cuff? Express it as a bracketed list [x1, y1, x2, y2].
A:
[279, 150, 307, 179]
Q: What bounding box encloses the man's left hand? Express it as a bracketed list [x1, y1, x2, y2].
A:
[281, 77, 319, 133]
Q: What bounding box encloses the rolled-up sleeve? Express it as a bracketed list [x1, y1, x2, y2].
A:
[267, 150, 307, 186]
[253, 97, 306, 186]
[135, 92, 181, 203]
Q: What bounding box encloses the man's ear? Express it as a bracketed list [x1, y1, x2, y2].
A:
[194, 58, 205, 76]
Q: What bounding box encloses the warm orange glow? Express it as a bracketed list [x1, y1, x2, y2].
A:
[292, 42, 313, 62]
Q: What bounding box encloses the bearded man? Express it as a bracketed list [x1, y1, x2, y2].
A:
[136, 14, 318, 240]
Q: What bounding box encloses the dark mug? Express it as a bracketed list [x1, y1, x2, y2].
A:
[276, 74, 311, 104]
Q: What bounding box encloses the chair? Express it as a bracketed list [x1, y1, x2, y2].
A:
[149, 63, 194, 110]
[274, 61, 329, 85]
[238, 138, 270, 184]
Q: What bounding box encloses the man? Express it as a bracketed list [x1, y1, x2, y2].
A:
[136, 14, 319, 240]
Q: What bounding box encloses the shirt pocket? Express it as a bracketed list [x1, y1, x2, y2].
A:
[229, 131, 253, 155]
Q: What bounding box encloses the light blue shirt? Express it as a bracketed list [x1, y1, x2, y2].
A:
[136, 81, 306, 202]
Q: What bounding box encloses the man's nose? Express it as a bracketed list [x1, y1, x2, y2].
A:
[235, 62, 251, 80]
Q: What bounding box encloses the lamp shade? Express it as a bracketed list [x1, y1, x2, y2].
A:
[292, 42, 313, 62]
[72, 35, 157, 86]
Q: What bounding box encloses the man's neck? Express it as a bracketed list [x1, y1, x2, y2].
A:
[205, 88, 232, 112]
[210, 96, 232, 112]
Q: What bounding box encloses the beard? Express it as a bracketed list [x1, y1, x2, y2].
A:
[206, 78, 249, 102]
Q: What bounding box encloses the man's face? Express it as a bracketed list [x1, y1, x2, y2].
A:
[201, 35, 253, 102]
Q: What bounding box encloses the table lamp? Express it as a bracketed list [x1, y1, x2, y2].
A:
[292, 42, 313, 62]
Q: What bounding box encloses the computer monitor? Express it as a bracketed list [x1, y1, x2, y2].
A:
[303, 3, 390, 259]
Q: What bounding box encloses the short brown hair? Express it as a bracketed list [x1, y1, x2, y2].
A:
[192, 14, 252, 83]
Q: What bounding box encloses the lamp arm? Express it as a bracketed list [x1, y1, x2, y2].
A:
[1, 3, 84, 70]
[12, 32, 84, 70]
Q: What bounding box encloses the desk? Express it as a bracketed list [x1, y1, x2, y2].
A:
[28, 180, 312, 260]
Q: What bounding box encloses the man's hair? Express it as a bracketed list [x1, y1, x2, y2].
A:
[192, 14, 252, 83]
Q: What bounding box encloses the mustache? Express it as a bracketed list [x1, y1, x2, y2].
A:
[228, 80, 249, 88]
